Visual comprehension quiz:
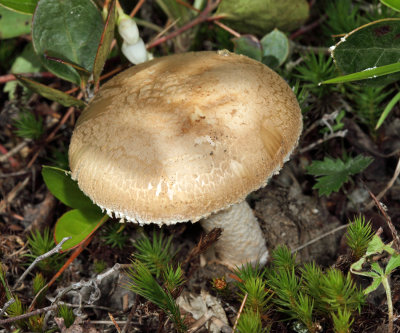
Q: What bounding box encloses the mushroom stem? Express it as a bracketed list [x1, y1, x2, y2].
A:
[200, 201, 268, 268]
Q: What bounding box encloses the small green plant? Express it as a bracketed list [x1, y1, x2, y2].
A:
[236, 308, 267, 333]
[163, 264, 185, 293]
[101, 223, 129, 249]
[346, 215, 374, 260]
[32, 273, 47, 306]
[347, 85, 393, 133]
[13, 110, 44, 140]
[26, 228, 64, 274]
[133, 232, 174, 278]
[6, 296, 28, 330]
[270, 245, 296, 271]
[294, 52, 336, 98]
[58, 304, 75, 328]
[307, 155, 373, 196]
[322, 0, 362, 36]
[93, 259, 108, 274]
[332, 308, 354, 333]
[351, 232, 400, 333]
[265, 243, 365, 333]
[125, 259, 186, 332]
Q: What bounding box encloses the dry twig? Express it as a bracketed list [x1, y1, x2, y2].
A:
[14, 236, 71, 289]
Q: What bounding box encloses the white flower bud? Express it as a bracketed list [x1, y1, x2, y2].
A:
[121, 38, 148, 65]
[118, 16, 139, 45]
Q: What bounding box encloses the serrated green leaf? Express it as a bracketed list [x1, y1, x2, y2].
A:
[364, 277, 383, 294]
[385, 254, 400, 274]
[381, 0, 400, 12]
[55, 209, 107, 251]
[260, 29, 289, 68]
[16, 75, 86, 108]
[233, 35, 262, 61]
[92, 0, 115, 88]
[0, 6, 31, 39]
[42, 166, 95, 210]
[365, 234, 395, 256]
[32, 0, 104, 85]
[307, 155, 373, 196]
[0, 0, 37, 14]
[332, 19, 400, 86]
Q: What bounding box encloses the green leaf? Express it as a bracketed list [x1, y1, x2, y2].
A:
[42, 166, 95, 210]
[376, 91, 400, 129]
[3, 43, 42, 99]
[16, 75, 86, 108]
[0, 6, 31, 39]
[55, 209, 107, 251]
[307, 155, 373, 196]
[365, 234, 395, 256]
[364, 277, 383, 294]
[92, 0, 115, 88]
[260, 29, 289, 68]
[0, 0, 37, 14]
[332, 19, 400, 85]
[32, 0, 104, 85]
[233, 35, 262, 62]
[381, 0, 400, 12]
[322, 62, 400, 84]
[216, 0, 309, 36]
[385, 253, 400, 275]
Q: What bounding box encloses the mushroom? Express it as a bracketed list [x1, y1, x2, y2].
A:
[68, 51, 302, 267]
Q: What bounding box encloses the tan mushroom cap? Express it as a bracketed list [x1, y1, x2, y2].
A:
[69, 51, 302, 225]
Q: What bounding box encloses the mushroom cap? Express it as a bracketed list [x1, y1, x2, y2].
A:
[69, 51, 302, 225]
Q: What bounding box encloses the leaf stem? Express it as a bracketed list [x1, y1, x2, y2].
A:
[381, 275, 393, 333]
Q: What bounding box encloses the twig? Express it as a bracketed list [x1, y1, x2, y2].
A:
[0, 298, 15, 318]
[13, 236, 71, 289]
[121, 296, 140, 333]
[232, 293, 247, 331]
[0, 176, 30, 213]
[0, 304, 58, 325]
[0, 169, 31, 178]
[291, 43, 330, 55]
[147, 0, 221, 49]
[213, 20, 241, 38]
[0, 140, 30, 163]
[175, 0, 200, 12]
[299, 130, 347, 154]
[367, 189, 400, 252]
[130, 0, 145, 18]
[290, 15, 327, 40]
[291, 224, 349, 253]
[109, 312, 122, 333]
[0, 72, 54, 84]
[364, 157, 400, 210]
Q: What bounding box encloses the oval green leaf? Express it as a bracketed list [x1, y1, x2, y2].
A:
[332, 18, 400, 85]
[233, 35, 262, 62]
[16, 75, 86, 108]
[0, 0, 37, 14]
[42, 166, 95, 210]
[0, 6, 31, 39]
[216, 0, 309, 35]
[55, 209, 108, 251]
[32, 0, 104, 85]
[381, 0, 400, 12]
[260, 28, 289, 68]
